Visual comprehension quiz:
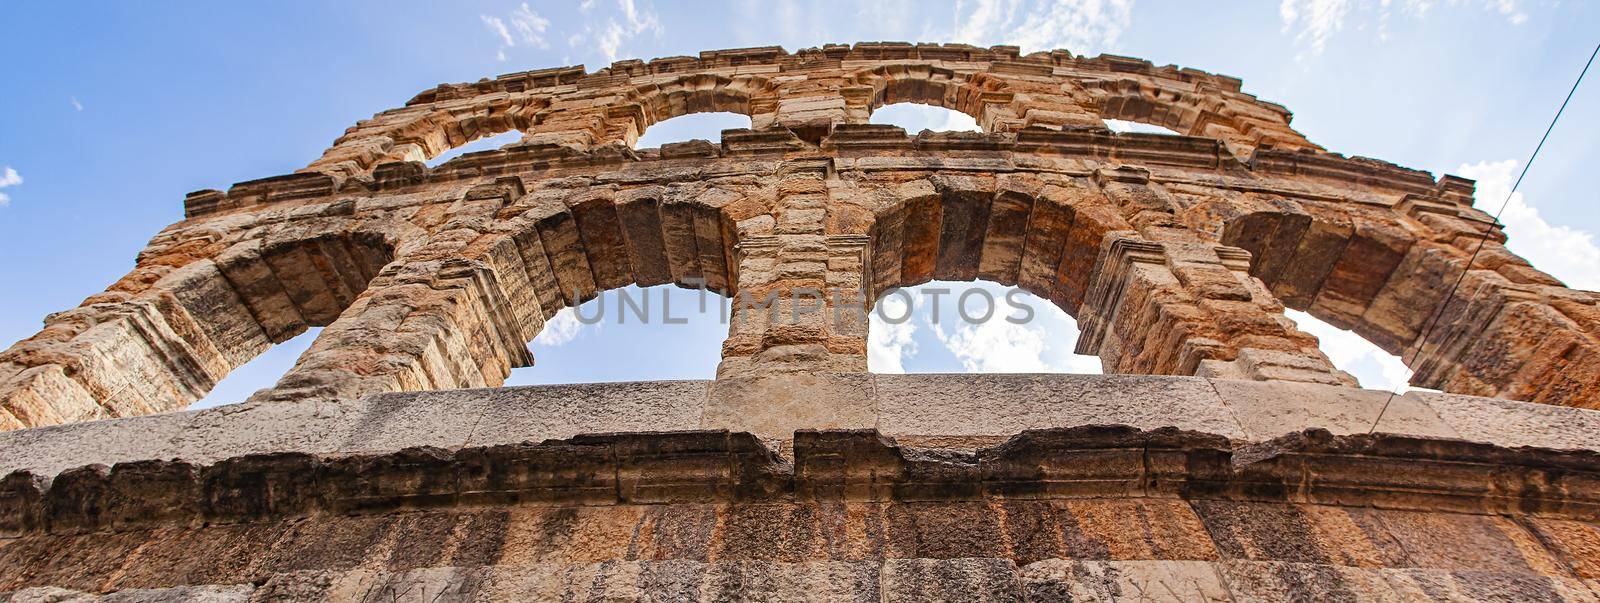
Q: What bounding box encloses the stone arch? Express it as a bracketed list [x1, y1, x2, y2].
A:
[0, 225, 404, 427]
[865, 174, 1123, 317]
[861, 174, 1352, 383]
[1077, 78, 1316, 153]
[847, 65, 1016, 132]
[248, 183, 745, 404]
[619, 73, 774, 146]
[1217, 200, 1599, 401]
[305, 95, 553, 179]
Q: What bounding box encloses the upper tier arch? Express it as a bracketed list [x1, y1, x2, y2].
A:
[6, 43, 1597, 432]
[300, 43, 1318, 181]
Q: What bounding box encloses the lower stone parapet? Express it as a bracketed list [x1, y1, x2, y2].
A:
[4, 426, 1600, 600]
[10, 559, 1598, 602]
[5, 375, 1600, 600]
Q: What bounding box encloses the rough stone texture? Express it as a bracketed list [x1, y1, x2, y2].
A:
[1211, 378, 1459, 441]
[4, 43, 1595, 431]
[876, 373, 1246, 441]
[5, 426, 1600, 599]
[4, 42, 1600, 600]
[8, 375, 1600, 483]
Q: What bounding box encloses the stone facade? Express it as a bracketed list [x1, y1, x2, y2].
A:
[2, 43, 1600, 600]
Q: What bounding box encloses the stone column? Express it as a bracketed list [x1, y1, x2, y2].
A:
[1408, 267, 1600, 408]
[1076, 233, 1357, 386]
[245, 256, 535, 404]
[246, 181, 545, 405]
[706, 159, 873, 439]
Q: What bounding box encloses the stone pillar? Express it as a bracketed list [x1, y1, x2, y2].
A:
[0, 259, 262, 429]
[1076, 233, 1357, 386]
[247, 255, 536, 404]
[1408, 269, 1600, 408]
[706, 159, 873, 439]
[716, 161, 868, 380]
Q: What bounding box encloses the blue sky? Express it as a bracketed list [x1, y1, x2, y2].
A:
[1, 1, 1595, 407]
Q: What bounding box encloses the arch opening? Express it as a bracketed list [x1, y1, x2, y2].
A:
[1285, 310, 1420, 392]
[868, 280, 1101, 374]
[633, 111, 751, 149]
[1218, 208, 1442, 392]
[1104, 119, 1180, 136]
[505, 284, 731, 385]
[869, 103, 980, 133]
[189, 328, 320, 409]
[184, 230, 397, 407]
[426, 129, 524, 168]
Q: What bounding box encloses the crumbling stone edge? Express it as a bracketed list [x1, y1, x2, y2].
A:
[4, 424, 1598, 537]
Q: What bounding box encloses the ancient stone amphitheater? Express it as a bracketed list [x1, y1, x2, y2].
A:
[2, 43, 1599, 601]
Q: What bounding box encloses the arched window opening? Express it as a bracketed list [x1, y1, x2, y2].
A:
[505, 284, 731, 385]
[1104, 119, 1180, 135]
[1285, 310, 1427, 393]
[633, 112, 751, 149]
[870, 103, 980, 133]
[180, 231, 395, 410]
[189, 328, 320, 409]
[869, 280, 1102, 374]
[426, 129, 524, 167]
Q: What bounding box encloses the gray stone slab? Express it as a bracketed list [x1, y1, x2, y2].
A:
[880, 558, 1022, 603]
[0, 410, 194, 480]
[0, 584, 254, 602]
[1211, 379, 1459, 441]
[165, 399, 359, 465]
[705, 374, 875, 440]
[1415, 391, 1600, 451]
[341, 389, 492, 454]
[1018, 559, 1232, 602]
[467, 380, 710, 446]
[875, 373, 1246, 440]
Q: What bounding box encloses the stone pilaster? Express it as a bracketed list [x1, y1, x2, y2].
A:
[716, 161, 868, 381]
[1076, 234, 1357, 386]
[246, 256, 535, 404]
[707, 160, 873, 439]
[1408, 269, 1600, 408]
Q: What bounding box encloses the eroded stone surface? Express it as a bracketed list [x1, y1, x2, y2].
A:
[4, 43, 1594, 432]
[2, 42, 1598, 600]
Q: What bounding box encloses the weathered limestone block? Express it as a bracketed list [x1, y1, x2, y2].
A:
[0, 46, 1594, 561]
[1076, 234, 1355, 385]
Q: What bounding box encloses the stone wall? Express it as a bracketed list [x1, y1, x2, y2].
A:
[5, 391, 1600, 600]
[3, 42, 1599, 600]
[2, 43, 1595, 430]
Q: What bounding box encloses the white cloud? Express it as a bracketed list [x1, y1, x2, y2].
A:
[0, 166, 21, 207]
[595, 21, 627, 62]
[919, 284, 1102, 374]
[1287, 310, 1413, 391]
[868, 294, 919, 373]
[480, 15, 514, 47]
[534, 308, 584, 346]
[1278, 0, 1350, 56]
[947, 0, 1134, 56]
[70, 96, 83, 112]
[1458, 159, 1600, 291]
[509, 3, 551, 48]
[585, 0, 662, 63]
[869, 104, 982, 132]
[1280, 0, 1529, 57]
[482, 4, 553, 60]
[931, 318, 1103, 373]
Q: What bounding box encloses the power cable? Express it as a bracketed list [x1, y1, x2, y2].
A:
[1368, 42, 1598, 434]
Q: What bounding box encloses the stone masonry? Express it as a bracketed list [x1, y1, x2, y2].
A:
[2, 43, 1600, 601]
